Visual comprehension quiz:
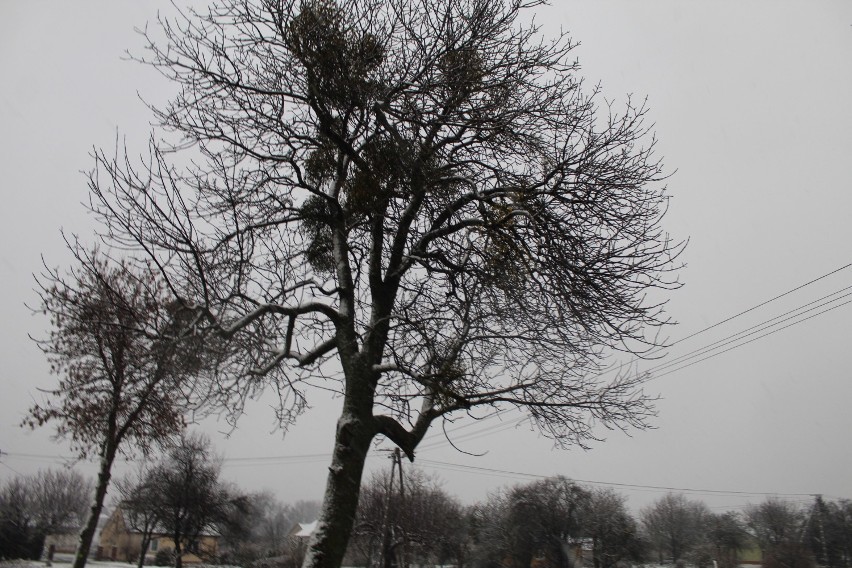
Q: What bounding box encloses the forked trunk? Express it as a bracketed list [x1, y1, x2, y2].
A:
[302, 409, 374, 568]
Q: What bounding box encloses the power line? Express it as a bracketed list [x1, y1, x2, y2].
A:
[221, 453, 332, 468]
[1, 448, 841, 504]
[415, 458, 822, 499]
[670, 262, 852, 347]
[651, 297, 852, 381]
[0, 450, 25, 476]
[420, 267, 852, 452]
[194, 268, 852, 486]
[0, 451, 76, 462]
[644, 286, 852, 377]
[417, 285, 852, 453]
[0, 460, 24, 477]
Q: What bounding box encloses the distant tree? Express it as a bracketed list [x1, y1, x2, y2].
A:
[87, 0, 684, 566]
[216, 492, 322, 565]
[116, 466, 165, 568]
[468, 490, 511, 568]
[217, 491, 278, 564]
[213, 485, 255, 564]
[641, 493, 710, 564]
[746, 498, 805, 552]
[705, 511, 748, 568]
[145, 433, 231, 568]
[803, 495, 852, 568]
[353, 464, 465, 568]
[24, 246, 206, 568]
[505, 477, 589, 568]
[583, 488, 645, 568]
[825, 499, 852, 568]
[467, 476, 590, 568]
[0, 477, 35, 560]
[0, 469, 92, 560]
[745, 498, 812, 568]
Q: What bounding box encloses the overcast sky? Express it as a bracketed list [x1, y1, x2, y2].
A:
[1, 1, 851, 515]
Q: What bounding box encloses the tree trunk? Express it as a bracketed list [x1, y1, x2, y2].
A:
[302, 407, 374, 568]
[136, 537, 150, 568]
[593, 537, 601, 568]
[73, 446, 116, 568]
[174, 538, 183, 568]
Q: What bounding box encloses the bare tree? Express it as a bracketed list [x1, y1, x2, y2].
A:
[0, 469, 92, 561]
[583, 488, 644, 568]
[87, 1, 684, 566]
[641, 493, 709, 564]
[468, 492, 511, 568]
[813, 498, 852, 568]
[116, 467, 163, 568]
[746, 498, 806, 552]
[354, 465, 465, 568]
[217, 493, 322, 565]
[466, 476, 588, 568]
[24, 246, 203, 568]
[746, 498, 813, 568]
[146, 433, 229, 568]
[707, 511, 747, 568]
[505, 477, 588, 568]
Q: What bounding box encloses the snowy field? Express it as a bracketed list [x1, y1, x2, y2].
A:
[0, 562, 137, 568]
[0, 562, 234, 568]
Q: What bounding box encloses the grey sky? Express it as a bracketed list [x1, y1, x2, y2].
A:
[1, 1, 851, 514]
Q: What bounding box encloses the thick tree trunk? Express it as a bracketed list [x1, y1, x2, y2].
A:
[73, 447, 116, 568]
[302, 407, 374, 568]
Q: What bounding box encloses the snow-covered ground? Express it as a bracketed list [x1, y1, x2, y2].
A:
[0, 562, 236, 568]
[0, 562, 135, 568]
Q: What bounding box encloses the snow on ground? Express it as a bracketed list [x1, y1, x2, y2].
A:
[0, 562, 239, 568]
[0, 562, 137, 568]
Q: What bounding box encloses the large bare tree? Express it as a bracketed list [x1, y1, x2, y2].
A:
[25, 246, 202, 568]
[87, 1, 683, 567]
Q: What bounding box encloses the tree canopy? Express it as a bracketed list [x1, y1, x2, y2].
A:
[25, 247, 203, 568]
[86, 0, 684, 566]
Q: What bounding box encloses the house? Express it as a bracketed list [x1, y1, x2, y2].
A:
[97, 507, 219, 564]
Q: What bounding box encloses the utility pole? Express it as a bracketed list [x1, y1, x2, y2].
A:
[379, 451, 397, 568]
[378, 449, 408, 568]
[395, 448, 406, 568]
[812, 494, 829, 567]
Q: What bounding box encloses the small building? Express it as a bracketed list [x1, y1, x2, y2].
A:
[42, 532, 80, 562]
[97, 507, 219, 564]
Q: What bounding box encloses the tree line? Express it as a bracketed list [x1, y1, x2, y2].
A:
[5, 448, 852, 568]
[342, 475, 852, 568]
[351, 472, 852, 568]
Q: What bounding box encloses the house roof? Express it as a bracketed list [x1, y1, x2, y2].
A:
[292, 521, 318, 538]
